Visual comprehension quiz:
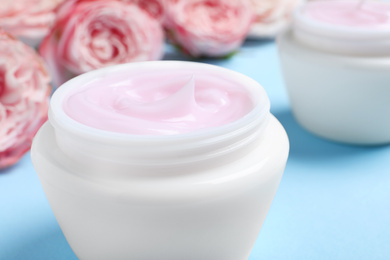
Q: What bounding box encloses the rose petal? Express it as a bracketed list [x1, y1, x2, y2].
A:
[165, 0, 254, 57]
[40, 0, 164, 86]
[0, 30, 51, 169]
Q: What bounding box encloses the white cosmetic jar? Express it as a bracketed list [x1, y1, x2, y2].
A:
[31, 61, 289, 260]
[278, 4, 390, 145]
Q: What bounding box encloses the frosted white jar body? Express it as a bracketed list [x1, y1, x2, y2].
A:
[278, 29, 390, 145]
[31, 61, 289, 260]
[32, 116, 287, 260]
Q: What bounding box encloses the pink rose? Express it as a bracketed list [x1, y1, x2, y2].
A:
[40, 0, 164, 87]
[0, 0, 64, 47]
[0, 30, 51, 169]
[164, 0, 254, 58]
[125, 0, 165, 21]
[248, 0, 301, 38]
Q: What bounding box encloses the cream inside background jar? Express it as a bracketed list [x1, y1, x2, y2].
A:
[278, 0, 390, 145]
[32, 61, 289, 260]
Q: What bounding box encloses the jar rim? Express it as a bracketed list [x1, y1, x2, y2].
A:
[293, 1, 390, 40]
[292, 2, 390, 56]
[50, 61, 270, 145]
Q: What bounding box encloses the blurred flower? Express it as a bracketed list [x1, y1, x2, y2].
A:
[0, 0, 64, 47]
[248, 0, 301, 38]
[40, 0, 164, 87]
[125, 0, 165, 21]
[0, 30, 51, 169]
[164, 0, 254, 58]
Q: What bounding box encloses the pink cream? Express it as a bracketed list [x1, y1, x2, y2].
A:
[63, 71, 254, 135]
[302, 0, 390, 28]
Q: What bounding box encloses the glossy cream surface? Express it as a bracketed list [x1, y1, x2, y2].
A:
[63, 71, 255, 135]
[302, 0, 390, 27]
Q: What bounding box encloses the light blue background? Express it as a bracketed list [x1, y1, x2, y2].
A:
[1, 41, 390, 260]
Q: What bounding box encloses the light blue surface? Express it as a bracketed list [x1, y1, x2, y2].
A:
[1, 41, 390, 260]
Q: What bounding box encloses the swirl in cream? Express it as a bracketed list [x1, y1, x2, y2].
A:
[63, 71, 254, 135]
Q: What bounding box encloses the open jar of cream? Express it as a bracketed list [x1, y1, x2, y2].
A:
[278, 0, 390, 145]
[31, 61, 289, 260]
